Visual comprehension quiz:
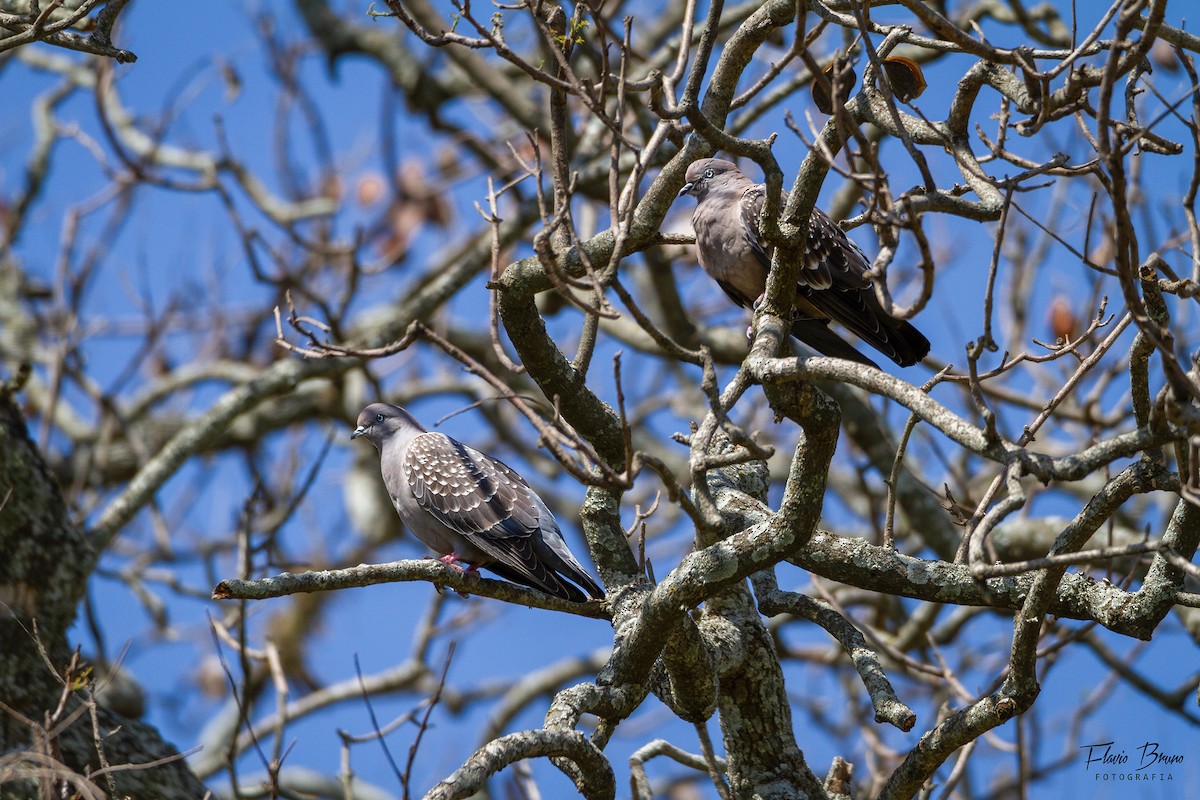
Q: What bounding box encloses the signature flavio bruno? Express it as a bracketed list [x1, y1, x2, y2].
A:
[1081, 741, 1185, 776]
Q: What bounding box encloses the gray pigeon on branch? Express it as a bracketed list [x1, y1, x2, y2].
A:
[677, 158, 929, 368]
[351, 403, 604, 602]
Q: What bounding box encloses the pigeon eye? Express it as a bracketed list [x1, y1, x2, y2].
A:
[375, 413, 385, 423]
[703, 168, 714, 179]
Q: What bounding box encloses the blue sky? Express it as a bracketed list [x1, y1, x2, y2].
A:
[3, 1, 1198, 797]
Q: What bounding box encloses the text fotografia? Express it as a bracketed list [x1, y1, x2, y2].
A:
[1081, 741, 1184, 781]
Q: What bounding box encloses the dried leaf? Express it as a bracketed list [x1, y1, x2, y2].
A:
[882, 56, 927, 102]
[812, 55, 857, 114]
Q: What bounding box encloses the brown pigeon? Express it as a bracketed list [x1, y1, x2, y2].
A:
[678, 158, 929, 368]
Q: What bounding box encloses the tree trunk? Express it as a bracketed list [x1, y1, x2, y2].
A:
[0, 390, 207, 799]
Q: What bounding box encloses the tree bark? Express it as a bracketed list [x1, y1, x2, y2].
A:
[0, 390, 206, 799]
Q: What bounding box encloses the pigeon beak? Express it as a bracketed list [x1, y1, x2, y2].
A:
[350, 425, 366, 440]
[678, 181, 695, 198]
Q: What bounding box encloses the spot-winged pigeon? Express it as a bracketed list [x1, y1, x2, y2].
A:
[351, 403, 604, 603]
[677, 158, 930, 368]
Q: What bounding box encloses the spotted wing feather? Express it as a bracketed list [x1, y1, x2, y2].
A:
[740, 185, 928, 366]
[403, 433, 564, 596]
[738, 184, 835, 290]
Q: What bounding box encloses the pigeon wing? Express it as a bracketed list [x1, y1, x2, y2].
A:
[798, 211, 930, 367]
[403, 433, 569, 597]
[740, 184, 835, 290]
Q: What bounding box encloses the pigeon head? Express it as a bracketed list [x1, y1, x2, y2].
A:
[678, 158, 742, 199]
[351, 402, 423, 448]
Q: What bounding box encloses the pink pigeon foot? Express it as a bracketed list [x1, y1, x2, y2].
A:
[745, 293, 768, 340]
[429, 554, 471, 597]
